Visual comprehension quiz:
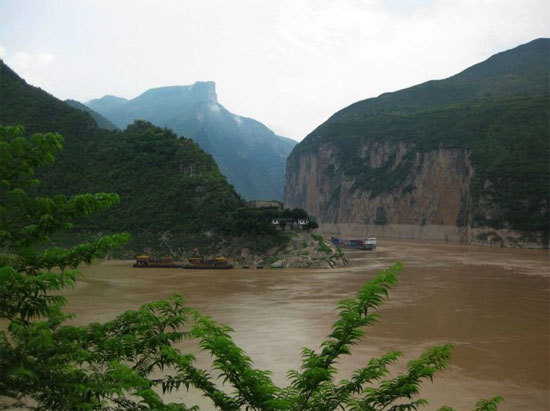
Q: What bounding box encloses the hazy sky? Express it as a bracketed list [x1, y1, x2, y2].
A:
[1, 0, 549, 140]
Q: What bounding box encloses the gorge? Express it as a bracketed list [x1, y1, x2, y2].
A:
[284, 38, 549, 247]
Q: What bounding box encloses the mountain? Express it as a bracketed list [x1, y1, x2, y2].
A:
[64, 99, 119, 130]
[285, 38, 550, 247]
[86, 82, 296, 201]
[0, 60, 286, 256]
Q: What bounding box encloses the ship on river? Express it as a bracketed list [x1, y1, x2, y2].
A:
[330, 237, 377, 250]
[133, 255, 178, 268]
[133, 250, 233, 269]
[182, 256, 233, 269]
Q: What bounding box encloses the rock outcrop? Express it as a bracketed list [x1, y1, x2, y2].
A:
[236, 231, 348, 269]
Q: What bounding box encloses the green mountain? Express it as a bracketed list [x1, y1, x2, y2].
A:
[0, 61, 286, 256]
[285, 38, 549, 246]
[64, 99, 119, 130]
[86, 82, 296, 201]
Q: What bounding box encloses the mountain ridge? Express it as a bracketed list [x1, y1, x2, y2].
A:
[0, 61, 287, 256]
[65, 99, 119, 130]
[86, 81, 296, 200]
[285, 38, 549, 247]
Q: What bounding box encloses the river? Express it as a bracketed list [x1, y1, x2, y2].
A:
[65, 239, 550, 410]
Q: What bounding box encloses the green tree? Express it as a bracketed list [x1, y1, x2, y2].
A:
[0, 124, 501, 409]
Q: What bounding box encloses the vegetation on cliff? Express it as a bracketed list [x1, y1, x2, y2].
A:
[0, 129, 500, 408]
[289, 38, 549, 243]
[0, 62, 287, 255]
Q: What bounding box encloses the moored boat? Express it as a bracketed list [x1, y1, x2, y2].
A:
[330, 237, 377, 250]
[182, 256, 233, 269]
[133, 255, 178, 268]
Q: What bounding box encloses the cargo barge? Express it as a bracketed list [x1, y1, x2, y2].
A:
[133, 255, 179, 268]
[133, 254, 233, 269]
[182, 256, 233, 269]
[330, 237, 377, 250]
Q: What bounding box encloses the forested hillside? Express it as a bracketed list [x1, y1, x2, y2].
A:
[0, 61, 286, 255]
[285, 38, 550, 246]
[86, 82, 296, 201]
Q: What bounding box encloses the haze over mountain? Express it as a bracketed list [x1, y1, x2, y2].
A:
[64, 99, 118, 130]
[285, 38, 550, 247]
[86, 83, 296, 201]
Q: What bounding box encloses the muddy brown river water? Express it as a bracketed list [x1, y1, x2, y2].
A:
[65, 239, 550, 410]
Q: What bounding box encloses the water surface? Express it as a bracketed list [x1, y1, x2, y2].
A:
[66, 239, 550, 410]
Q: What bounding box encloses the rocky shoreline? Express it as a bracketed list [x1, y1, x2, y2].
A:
[238, 231, 349, 269]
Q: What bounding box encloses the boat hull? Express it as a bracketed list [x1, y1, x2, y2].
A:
[330, 237, 376, 250]
[182, 264, 233, 269]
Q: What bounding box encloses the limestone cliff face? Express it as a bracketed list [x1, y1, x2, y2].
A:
[285, 40, 550, 247]
[285, 143, 538, 247]
[286, 142, 471, 225]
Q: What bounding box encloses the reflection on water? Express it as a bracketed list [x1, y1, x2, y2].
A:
[65, 239, 550, 410]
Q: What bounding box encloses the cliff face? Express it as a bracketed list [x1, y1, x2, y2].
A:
[287, 142, 471, 224]
[286, 143, 476, 238]
[285, 39, 550, 247]
[285, 142, 543, 247]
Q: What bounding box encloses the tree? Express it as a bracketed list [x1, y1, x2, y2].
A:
[0, 124, 501, 410]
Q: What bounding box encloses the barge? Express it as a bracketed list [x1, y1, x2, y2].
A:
[133, 254, 233, 269]
[133, 255, 178, 268]
[330, 237, 377, 250]
[182, 256, 233, 269]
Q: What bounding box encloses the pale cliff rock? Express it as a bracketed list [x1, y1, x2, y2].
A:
[285, 40, 549, 248]
[284, 143, 539, 248]
[285, 142, 471, 224]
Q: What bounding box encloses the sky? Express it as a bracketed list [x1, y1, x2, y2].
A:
[1, 0, 549, 141]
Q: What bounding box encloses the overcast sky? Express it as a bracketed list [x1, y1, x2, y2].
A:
[1, 0, 549, 140]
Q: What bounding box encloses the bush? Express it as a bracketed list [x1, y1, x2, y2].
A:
[312, 233, 332, 254]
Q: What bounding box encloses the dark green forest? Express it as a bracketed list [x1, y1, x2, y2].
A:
[0, 61, 292, 256]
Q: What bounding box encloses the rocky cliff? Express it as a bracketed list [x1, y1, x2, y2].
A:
[285, 39, 549, 247]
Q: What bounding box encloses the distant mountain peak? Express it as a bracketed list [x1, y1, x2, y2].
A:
[93, 94, 127, 103]
[190, 81, 217, 103]
[84, 79, 296, 200]
[85, 94, 128, 111]
[132, 81, 218, 104]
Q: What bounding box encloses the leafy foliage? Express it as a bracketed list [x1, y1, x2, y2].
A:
[312, 233, 331, 254]
[1, 123, 500, 410]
